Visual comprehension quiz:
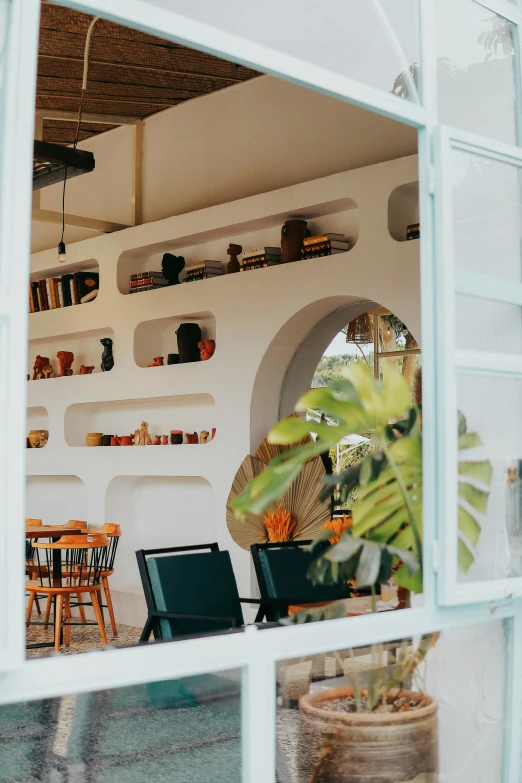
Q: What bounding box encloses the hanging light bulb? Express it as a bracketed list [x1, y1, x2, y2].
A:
[57, 241, 66, 263]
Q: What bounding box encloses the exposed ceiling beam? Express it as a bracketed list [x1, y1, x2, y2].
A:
[39, 54, 247, 82]
[32, 208, 128, 233]
[36, 109, 139, 125]
[37, 93, 177, 108]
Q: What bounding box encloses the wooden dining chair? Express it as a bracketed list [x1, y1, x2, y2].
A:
[25, 519, 43, 616]
[79, 523, 121, 636]
[26, 534, 109, 651]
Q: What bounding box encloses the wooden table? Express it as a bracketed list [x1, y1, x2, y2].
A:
[25, 526, 81, 649]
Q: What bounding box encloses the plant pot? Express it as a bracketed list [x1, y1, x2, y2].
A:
[281, 219, 309, 263]
[28, 429, 48, 448]
[86, 432, 103, 447]
[298, 687, 438, 783]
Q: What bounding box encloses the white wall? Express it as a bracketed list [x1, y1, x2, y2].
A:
[31, 76, 416, 253]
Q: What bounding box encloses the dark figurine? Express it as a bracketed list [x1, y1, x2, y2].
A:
[161, 253, 185, 285]
[227, 243, 242, 274]
[100, 337, 114, 372]
[176, 323, 202, 363]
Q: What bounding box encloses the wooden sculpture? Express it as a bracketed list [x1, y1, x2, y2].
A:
[148, 356, 164, 367]
[57, 351, 74, 377]
[32, 355, 50, 380]
[134, 421, 152, 446]
[198, 339, 216, 361]
[79, 365, 94, 374]
[227, 243, 242, 274]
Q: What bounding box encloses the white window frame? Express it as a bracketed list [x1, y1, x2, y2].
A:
[1, 1, 522, 782]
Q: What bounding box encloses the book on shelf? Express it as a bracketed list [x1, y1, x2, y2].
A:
[240, 258, 281, 272]
[28, 270, 99, 313]
[129, 277, 169, 289]
[301, 239, 351, 259]
[242, 246, 281, 261]
[130, 270, 167, 281]
[184, 261, 224, 283]
[303, 233, 348, 246]
[407, 223, 420, 240]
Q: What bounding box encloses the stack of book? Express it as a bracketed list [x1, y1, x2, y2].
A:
[240, 247, 282, 272]
[407, 223, 420, 240]
[129, 271, 169, 294]
[301, 234, 351, 259]
[184, 261, 224, 283]
[29, 271, 99, 313]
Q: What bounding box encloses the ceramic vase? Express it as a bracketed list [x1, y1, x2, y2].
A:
[281, 219, 309, 263]
[28, 429, 48, 448]
[176, 323, 202, 363]
[170, 430, 183, 444]
[86, 432, 103, 447]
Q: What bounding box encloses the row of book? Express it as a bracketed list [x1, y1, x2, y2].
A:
[29, 271, 99, 313]
[301, 233, 351, 259]
[129, 271, 169, 294]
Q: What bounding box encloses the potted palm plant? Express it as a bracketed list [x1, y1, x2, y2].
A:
[232, 364, 491, 783]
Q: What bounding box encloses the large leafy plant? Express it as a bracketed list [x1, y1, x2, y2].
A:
[232, 364, 492, 592]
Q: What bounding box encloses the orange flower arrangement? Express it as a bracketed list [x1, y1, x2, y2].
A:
[321, 514, 353, 544]
[263, 504, 296, 542]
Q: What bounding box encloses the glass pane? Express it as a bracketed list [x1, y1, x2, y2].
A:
[457, 373, 522, 582]
[456, 294, 522, 354]
[276, 621, 506, 782]
[437, 0, 518, 144]
[452, 149, 522, 282]
[140, 0, 421, 103]
[0, 670, 242, 783]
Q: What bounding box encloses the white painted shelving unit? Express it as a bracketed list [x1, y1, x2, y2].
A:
[27, 154, 420, 625]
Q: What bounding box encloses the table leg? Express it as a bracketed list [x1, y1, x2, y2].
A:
[52, 537, 63, 646]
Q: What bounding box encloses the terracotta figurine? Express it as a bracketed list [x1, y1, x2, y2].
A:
[32, 355, 50, 380]
[227, 243, 242, 274]
[200, 430, 210, 444]
[41, 364, 53, 379]
[161, 253, 185, 285]
[185, 432, 199, 444]
[100, 338, 114, 372]
[152, 435, 161, 445]
[281, 219, 310, 263]
[57, 350, 74, 377]
[148, 356, 164, 367]
[79, 365, 94, 374]
[160, 435, 168, 445]
[198, 339, 216, 361]
[134, 421, 152, 446]
[211, 427, 216, 440]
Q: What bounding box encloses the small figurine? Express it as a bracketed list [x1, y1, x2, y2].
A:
[185, 432, 199, 444]
[211, 427, 216, 441]
[41, 364, 53, 379]
[200, 430, 210, 444]
[227, 243, 242, 274]
[160, 435, 168, 445]
[100, 338, 114, 372]
[32, 355, 50, 380]
[57, 351, 74, 377]
[198, 339, 216, 361]
[148, 356, 164, 367]
[152, 435, 161, 445]
[161, 253, 185, 285]
[79, 365, 94, 374]
[134, 421, 152, 446]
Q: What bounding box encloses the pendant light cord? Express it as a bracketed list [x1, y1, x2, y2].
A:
[59, 16, 99, 248]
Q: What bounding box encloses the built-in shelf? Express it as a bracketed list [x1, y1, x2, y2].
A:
[64, 392, 215, 447]
[134, 311, 215, 368]
[29, 257, 99, 284]
[117, 196, 358, 293]
[388, 181, 419, 242]
[26, 406, 49, 448]
[28, 326, 114, 380]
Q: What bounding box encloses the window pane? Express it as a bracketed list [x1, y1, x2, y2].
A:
[457, 373, 522, 582]
[437, 0, 518, 144]
[452, 149, 522, 282]
[141, 0, 421, 103]
[0, 670, 242, 782]
[276, 621, 505, 781]
[456, 294, 522, 354]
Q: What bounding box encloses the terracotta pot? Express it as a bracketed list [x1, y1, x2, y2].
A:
[111, 436, 119, 446]
[298, 688, 438, 783]
[170, 430, 183, 445]
[281, 219, 309, 263]
[117, 435, 133, 446]
[160, 435, 168, 445]
[102, 435, 113, 447]
[152, 435, 161, 445]
[28, 429, 48, 448]
[86, 432, 103, 447]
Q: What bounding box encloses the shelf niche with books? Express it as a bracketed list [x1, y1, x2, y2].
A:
[116, 197, 359, 295]
[27, 327, 114, 380]
[134, 311, 216, 369]
[29, 259, 100, 314]
[388, 181, 419, 242]
[64, 392, 216, 447]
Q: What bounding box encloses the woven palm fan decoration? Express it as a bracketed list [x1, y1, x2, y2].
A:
[346, 312, 373, 344]
[226, 415, 331, 550]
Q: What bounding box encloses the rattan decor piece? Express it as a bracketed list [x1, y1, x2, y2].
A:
[226, 453, 330, 551]
[346, 312, 373, 345]
[254, 413, 313, 465]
